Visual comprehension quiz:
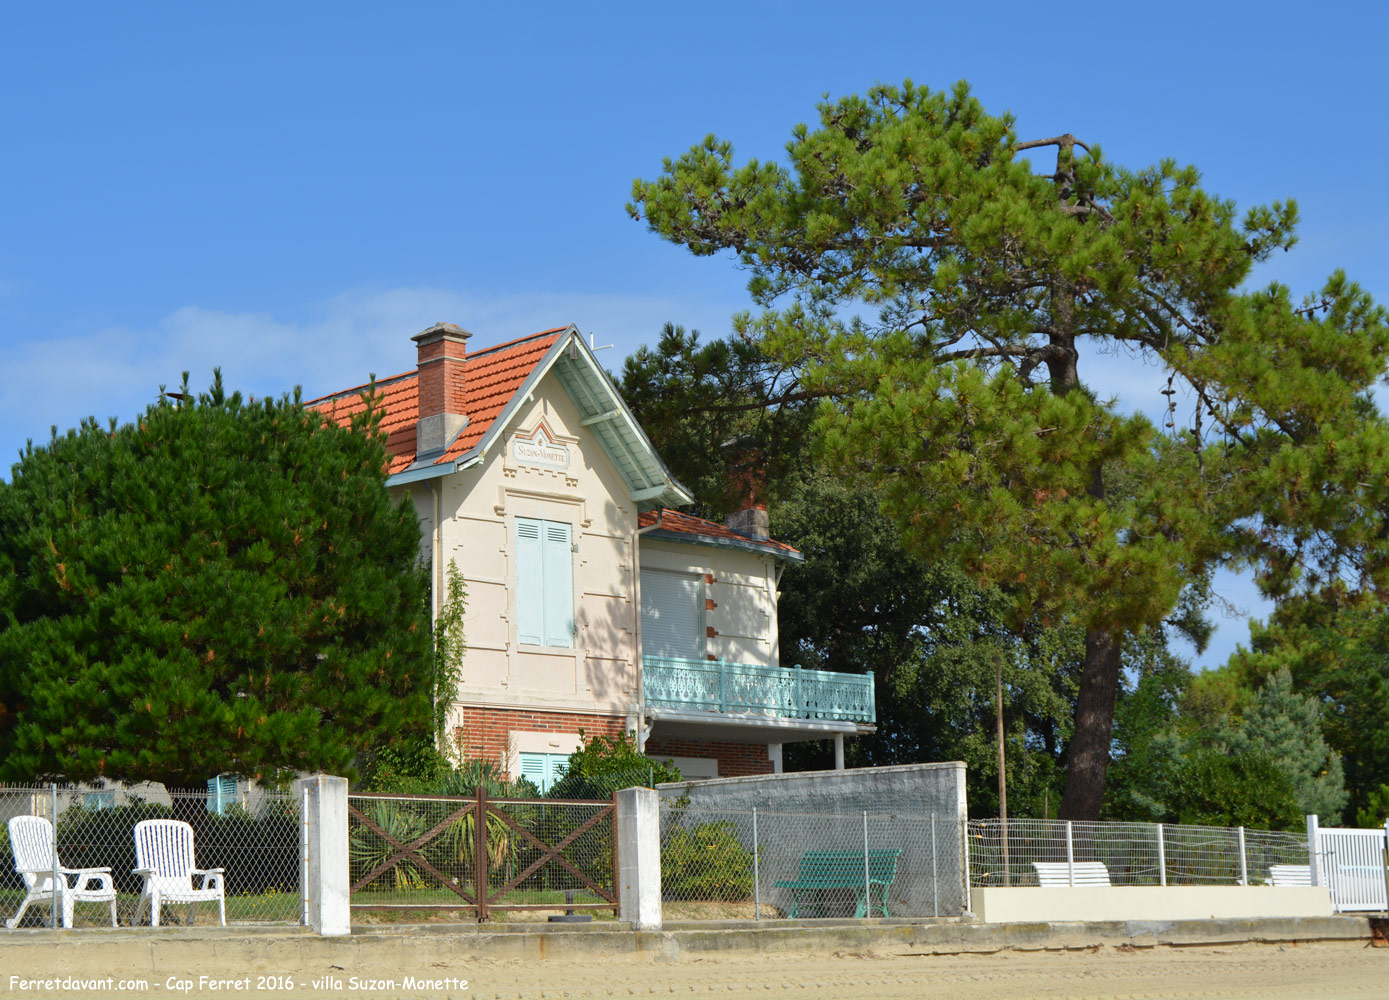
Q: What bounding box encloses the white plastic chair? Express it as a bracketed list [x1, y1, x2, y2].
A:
[132, 819, 226, 927]
[5, 815, 117, 929]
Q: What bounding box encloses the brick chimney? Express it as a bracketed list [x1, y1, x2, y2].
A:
[723, 442, 769, 541]
[412, 322, 472, 454]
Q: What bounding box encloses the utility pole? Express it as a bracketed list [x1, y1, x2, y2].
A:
[996, 646, 1010, 886]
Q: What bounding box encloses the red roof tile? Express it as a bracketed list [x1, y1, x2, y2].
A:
[638, 509, 801, 559]
[306, 329, 564, 475]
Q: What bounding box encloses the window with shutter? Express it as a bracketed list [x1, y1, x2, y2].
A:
[515, 517, 574, 648]
[83, 790, 115, 811]
[640, 569, 702, 660]
[206, 775, 238, 815]
[517, 751, 570, 793]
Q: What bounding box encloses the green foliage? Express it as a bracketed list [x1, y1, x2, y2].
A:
[1224, 592, 1389, 823]
[356, 738, 453, 790]
[619, 323, 812, 518]
[1105, 659, 1335, 830]
[349, 799, 431, 890]
[1229, 668, 1346, 823]
[1169, 750, 1301, 831]
[1356, 785, 1389, 828]
[548, 731, 682, 800]
[432, 560, 467, 741]
[660, 821, 755, 901]
[632, 79, 1389, 817]
[0, 372, 433, 786]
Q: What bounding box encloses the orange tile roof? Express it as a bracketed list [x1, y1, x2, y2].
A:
[306, 329, 565, 475]
[639, 509, 802, 560]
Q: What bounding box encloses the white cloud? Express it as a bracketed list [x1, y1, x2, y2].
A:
[0, 285, 742, 467]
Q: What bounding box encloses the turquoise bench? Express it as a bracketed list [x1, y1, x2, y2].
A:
[773, 849, 902, 918]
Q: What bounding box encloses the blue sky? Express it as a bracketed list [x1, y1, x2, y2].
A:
[2, 1, 1385, 670]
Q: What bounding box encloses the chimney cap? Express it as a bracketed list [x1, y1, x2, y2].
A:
[412, 322, 473, 344]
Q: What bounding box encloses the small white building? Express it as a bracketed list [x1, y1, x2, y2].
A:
[309, 323, 875, 785]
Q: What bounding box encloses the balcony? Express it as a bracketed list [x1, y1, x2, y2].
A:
[642, 656, 875, 724]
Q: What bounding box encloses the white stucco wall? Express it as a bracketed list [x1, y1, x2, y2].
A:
[972, 885, 1335, 923]
[639, 539, 780, 666]
[408, 379, 642, 720]
[393, 368, 787, 735]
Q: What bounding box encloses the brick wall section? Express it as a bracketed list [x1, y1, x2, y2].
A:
[452, 706, 627, 777]
[644, 738, 775, 778]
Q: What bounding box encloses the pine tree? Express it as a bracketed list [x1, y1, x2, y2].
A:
[0, 372, 432, 786]
[1229, 668, 1347, 822]
[630, 80, 1389, 818]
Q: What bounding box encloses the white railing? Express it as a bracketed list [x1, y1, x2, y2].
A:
[643, 656, 875, 723]
[1313, 818, 1389, 913]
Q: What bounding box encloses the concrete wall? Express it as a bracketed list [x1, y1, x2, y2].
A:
[657, 763, 969, 917]
[973, 885, 1336, 923]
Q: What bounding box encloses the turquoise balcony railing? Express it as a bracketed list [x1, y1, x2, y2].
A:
[643, 656, 875, 724]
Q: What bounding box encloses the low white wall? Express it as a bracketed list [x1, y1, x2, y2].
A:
[973, 885, 1334, 923]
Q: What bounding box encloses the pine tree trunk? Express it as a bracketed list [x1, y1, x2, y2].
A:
[1046, 256, 1124, 821]
[1058, 628, 1122, 820]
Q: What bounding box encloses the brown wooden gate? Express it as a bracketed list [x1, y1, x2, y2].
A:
[348, 788, 617, 921]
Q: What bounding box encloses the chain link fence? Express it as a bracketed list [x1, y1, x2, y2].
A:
[967, 818, 1310, 887]
[1, 783, 302, 927]
[659, 802, 966, 920]
[348, 792, 616, 920]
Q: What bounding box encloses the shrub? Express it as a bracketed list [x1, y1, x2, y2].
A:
[546, 731, 682, 800]
[661, 820, 755, 901]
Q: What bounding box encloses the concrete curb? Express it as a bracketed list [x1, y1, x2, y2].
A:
[0, 915, 1373, 973]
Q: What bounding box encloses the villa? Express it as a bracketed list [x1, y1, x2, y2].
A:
[308, 323, 875, 785]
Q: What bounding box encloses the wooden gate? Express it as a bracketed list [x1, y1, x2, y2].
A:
[348, 789, 617, 920]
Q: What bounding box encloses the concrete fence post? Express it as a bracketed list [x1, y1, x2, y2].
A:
[297, 775, 350, 937]
[615, 786, 661, 930]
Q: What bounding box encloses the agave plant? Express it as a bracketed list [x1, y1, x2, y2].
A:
[434, 761, 529, 880]
[349, 800, 429, 891]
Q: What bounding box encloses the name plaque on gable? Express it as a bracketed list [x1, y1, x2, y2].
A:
[512, 436, 570, 470]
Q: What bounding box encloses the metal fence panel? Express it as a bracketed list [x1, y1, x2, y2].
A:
[967, 818, 1309, 887]
[0, 783, 301, 927]
[347, 791, 616, 920]
[659, 802, 965, 919]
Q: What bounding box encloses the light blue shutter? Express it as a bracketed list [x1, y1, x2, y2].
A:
[206, 775, 237, 815]
[518, 752, 570, 793]
[641, 570, 701, 660]
[515, 518, 544, 646]
[542, 521, 573, 648]
[519, 752, 549, 789]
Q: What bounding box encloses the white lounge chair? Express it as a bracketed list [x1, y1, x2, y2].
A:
[132, 819, 226, 927]
[5, 815, 118, 929]
[1032, 861, 1112, 886]
[1268, 864, 1313, 886]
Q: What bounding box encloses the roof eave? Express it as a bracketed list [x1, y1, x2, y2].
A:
[640, 528, 804, 564]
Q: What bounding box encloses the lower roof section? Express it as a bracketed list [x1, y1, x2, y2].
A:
[645, 706, 875, 745]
